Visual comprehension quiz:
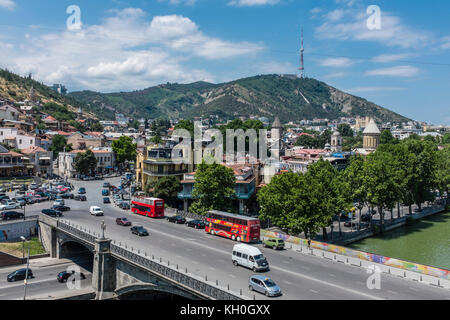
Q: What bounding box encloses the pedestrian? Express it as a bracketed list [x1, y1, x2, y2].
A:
[307, 238, 311, 250]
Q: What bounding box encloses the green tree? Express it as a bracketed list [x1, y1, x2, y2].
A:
[112, 136, 137, 168]
[380, 130, 398, 145]
[49, 135, 72, 158]
[442, 133, 450, 145]
[129, 120, 140, 130]
[68, 120, 85, 132]
[436, 147, 450, 197]
[338, 124, 354, 137]
[190, 161, 236, 215]
[90, 122, 104, 132]
[150, 134, 163, 145]
[174, 120, 194, 137]
[343, 156, 367, 230]
[295, 134, 319, 148]
[153, 176, 181, 207]
[73, 150, 97, 175]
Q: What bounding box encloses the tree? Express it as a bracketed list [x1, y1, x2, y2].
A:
[174, 120, 194, 137]
[73, 150, 97, 176]
[258, 172, 322, 238]
[150, 134, 163, 145]
[338, 124, 354, 137]
[442, 133, 450, 145]
[436, 147, 450, 197]
[68, 120, 85, 132]
[295, 134, 319, 149]
[190, 161, 236, 215]
[90, 122, 104, 132]
[49, 135, 72, 158]
[153, 176, 181, 207]
[380, 130, 398, 145]
[343, 156, 367, 231]
[129, 120, 140, 130]
[112, 136, 137, 168]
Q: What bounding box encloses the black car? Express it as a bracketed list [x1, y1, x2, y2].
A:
[52, 205, 71, 212]
[103, 197, 111, 204]
[57, 271, 86, 283]
[186, 219, 206, 229]
[0, 195, 9, 202]
[167, 215, 186, 224]
[7, 268, 33, 282]
[360, 213, 371, 222]
[1, 211, 24, 221]
[78, 188, 86, 194]
[74, 195, 87, 201]
[41, 209, 63, 217]
[60, 193, 74, 199]
[118, 201, 130, 210]
[130, 226, 149, 236]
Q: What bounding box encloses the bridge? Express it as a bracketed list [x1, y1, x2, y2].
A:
[38, 213, 244, 300]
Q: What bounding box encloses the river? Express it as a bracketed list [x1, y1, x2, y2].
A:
[348, 210, 450, 270]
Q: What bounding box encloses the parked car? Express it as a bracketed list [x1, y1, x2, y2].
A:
[360, 213, 371, 222]
[0, 201, 20, 210]
[90, 206, 104, 216]
[103, 197, 111, 204]
[130, 226, 149, 236]
[0, 195, 9, 202]
[13, 197, 26, 206]
[30, 183, 39, 190]
[248, 275, 282, 297]
[103, 182, 110, 188]
[57, 271, 86, 283]
[52, 205, 71, 212]
[116, 217, 131, 226]
[60, 193, 74, 199]
[74, 195, 87, 201]
[167, 216, 186, 224]
[7, 268, 33, 282]
[24, 196, 35, 204]
[41, 209, 63, 217]
[53, 199, 65, 207]
[186, 219, 206, 229]
[262, 238, 285, 250]
[118, 201, 130, 210]
[78, 187, 86, 194]
[1, 211, 24, 221]
[101, 189, 110, 196]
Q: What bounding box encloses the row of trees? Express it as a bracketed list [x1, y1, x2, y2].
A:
[259, 137, 449, 239]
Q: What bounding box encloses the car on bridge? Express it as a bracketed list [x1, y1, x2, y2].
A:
[52, 205, 71, 212]
[42, 209, 63, 217]
[57, 271, 86, 283]
[186, 219, 205, 229]
[74, 195, 87, 201]
[167, 215, 186, 224]
[130, 226, 148, 236]
[90, 206, 104, 216]
[7, 268, 34, 282]
[116, 217, 131, 226]
[1, 211, 25, 221]
[248, 275, 282, 297]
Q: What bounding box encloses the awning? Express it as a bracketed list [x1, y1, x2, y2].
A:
[39, 157, 51, 160]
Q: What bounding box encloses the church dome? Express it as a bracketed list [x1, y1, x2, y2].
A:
[363, 119, 381, 135]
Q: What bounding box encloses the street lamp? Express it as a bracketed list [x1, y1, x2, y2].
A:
[20, 236, 30, 301]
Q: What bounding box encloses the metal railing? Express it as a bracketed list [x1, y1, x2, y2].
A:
[0, 215, 39, 224]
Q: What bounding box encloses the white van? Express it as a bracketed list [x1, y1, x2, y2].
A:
[90, 206, 104, 216]
[232, 244, 269, 272]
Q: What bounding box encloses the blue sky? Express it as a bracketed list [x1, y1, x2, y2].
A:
[0, 0, 449, 125]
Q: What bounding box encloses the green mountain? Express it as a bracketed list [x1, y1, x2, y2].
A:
[68, 74, 409, 123]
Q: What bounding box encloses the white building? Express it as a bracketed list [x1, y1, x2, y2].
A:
[0, 127, 36, 149]
[58, 147, 115, 178]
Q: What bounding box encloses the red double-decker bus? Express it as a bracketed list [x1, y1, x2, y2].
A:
[131, 196, 165, 218]
[205, 210, 260, 243]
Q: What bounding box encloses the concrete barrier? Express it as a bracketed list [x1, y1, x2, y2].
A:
[439, 279, 450, 290]
[323, 251, 335, 260]
[420, 274, 440, 286]
[335, 254, 348, 264]
[405, 270, 421, 282]
[389, 267, 406, 278]
[348, 257, 362, 267]
[312, 249, 323, 257]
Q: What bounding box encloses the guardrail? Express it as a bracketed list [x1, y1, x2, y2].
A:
[0, 215, 39, 224]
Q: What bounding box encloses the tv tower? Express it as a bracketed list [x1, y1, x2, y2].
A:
[299, 27, 305, 78]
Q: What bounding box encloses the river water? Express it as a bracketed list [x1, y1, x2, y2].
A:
[348, 211, 450, 270]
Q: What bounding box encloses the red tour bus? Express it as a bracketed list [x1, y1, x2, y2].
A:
[205, 210, 260, 243]
[131, 196, 165, 218]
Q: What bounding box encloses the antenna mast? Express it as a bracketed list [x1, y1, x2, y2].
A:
[299, 27, 305, 78]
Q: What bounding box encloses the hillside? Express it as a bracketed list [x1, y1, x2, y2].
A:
[69, 75, 409, 123]
[0, 69, 96, 120]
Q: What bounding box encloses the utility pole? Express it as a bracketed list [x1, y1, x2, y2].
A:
[21, 236, 30, 300]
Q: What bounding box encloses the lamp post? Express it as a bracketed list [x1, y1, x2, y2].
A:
[20, 236, 30, 301]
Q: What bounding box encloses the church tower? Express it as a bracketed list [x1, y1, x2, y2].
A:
[363, 118, 381, 150]
[331, 130, 342, 152]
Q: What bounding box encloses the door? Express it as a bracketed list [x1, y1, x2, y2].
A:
[253, 279, 265, 294]
[242, 253, 249, 268]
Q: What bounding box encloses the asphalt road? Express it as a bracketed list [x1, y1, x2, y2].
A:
[13, 177, 450, 300]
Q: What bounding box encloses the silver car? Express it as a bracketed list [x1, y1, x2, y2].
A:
[248, 275, 282, 297]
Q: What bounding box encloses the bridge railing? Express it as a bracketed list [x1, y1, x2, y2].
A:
[58, 221, 97, 244]
[0, 215, 39, 224]
[110, 243, 242, 300]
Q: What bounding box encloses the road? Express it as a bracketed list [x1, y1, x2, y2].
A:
[12, 177, 449, 300]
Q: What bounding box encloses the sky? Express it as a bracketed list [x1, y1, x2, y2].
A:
[0, 0, 449, 125]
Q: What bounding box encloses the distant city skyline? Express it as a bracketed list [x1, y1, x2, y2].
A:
[0, 0, 449, 125]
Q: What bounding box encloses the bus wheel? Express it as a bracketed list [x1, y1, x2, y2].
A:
[231, 235, 236, 241]
[236, 236, 241, 242]
[210, 230, 215, 235]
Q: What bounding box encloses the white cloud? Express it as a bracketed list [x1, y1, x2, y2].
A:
[372, 53, 411, 63]
[441, 36, 450, 49]
[158, 0, 197, 6]
[365, 66, 419, 77]
[0, 8, 263, 92]
[258, 61, 295, 74]
[0, 0, 14, 10]
[228, 0, 280, 7]
[314, 4, 432, 49]
[319, 57, 357, 67]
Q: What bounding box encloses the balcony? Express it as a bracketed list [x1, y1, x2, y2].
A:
[143, 169, 188, 177]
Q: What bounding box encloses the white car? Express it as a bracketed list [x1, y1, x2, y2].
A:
[0, 201, 20, 210]
[53, 199, 65, 207]
[90, 206, 104, 216]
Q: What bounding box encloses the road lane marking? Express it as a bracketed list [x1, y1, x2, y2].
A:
[387, 290, 398, 295]
[309, 289, 319, 294]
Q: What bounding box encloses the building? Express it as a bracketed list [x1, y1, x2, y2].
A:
[0, 145, 26, 177]
[20, 146, 53, 178]
[178, 163, 258, 214]
[0, 105, 21, 121]
[57, 147, 115, 178]
[0, 127, 37, 149]
[362, 118, 381, 151]
[51, 84, 67, 95]
[67, 132, 105, 150]
[330, 130, 342, 152]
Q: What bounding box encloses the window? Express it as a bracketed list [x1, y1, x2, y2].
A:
[236, 252, 242, 258]
[242, 254, 248, 259]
